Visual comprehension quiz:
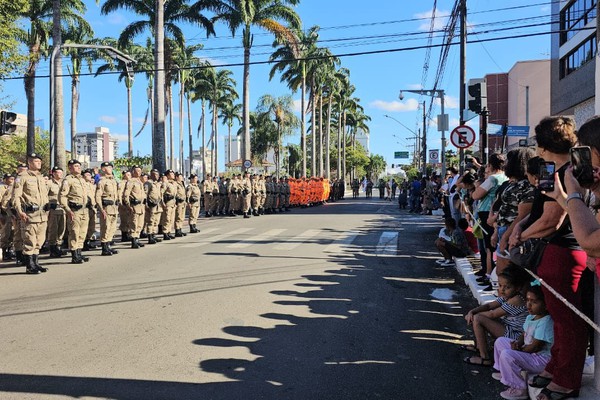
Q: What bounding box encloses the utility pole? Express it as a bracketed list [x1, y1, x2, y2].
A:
[422, 101, 427, 177]
[153, 0, 166, 172]
[459, 0, 467, 173]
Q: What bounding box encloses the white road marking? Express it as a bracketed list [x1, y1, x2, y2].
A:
[228, 229, 288, 248]
[324, 231, 360, 254]
[273, 229, 322, 251]
[179, 228, 254, 248]
[376, 231, 398, 255]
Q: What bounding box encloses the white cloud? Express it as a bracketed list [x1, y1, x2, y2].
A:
[370, 98, 420, 112]
[415, 8, 451, 31]
[293, 99, 303, 113]
[110, 134, 128, 142]
[99, 115, 117, 124]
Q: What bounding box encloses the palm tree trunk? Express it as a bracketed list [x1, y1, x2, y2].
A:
[342, 112, 347, 181]
[301, 64, 306, 177]
[153, 0, 166, 171]
[127, 80, 133, 157]
[187, 94, 193, 175]
[242, 27, 252, 169]
[70, 75, 78, 159]
[201, 100, 206, 180]
[326, 95, 332, 180]
[228, 123, 232, 168]
[213, 103, 218, 175]
[179, 73, 184, 173]
[24, 58, 36, 155]
[318, 94, 324, 177]
[310, 81, 316, 177]
[168, 85, 174, 170]
[337, 111, 341, 179]
[53, 0, 65, 169]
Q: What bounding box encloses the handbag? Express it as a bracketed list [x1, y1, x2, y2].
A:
[472, 219, 484, 240]
[509, 239, 548, 272]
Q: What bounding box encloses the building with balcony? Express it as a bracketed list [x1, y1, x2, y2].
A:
[74, 127, 119, 168]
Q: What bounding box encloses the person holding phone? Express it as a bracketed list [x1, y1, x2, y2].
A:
[509, 116, 587, 400]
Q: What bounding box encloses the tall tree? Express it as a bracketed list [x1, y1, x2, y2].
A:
[256, 94, 299, 178]
[212, 0, 301, 170]
[101, 0, 215, 171]
[219, 102, 242, 168]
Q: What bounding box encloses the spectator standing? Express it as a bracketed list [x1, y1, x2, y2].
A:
[409, 178, 421, 212]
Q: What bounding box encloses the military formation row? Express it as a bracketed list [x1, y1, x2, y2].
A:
[1, 154, 347, 274]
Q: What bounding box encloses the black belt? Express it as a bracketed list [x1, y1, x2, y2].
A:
[147, 199, 158, 208]
[176, 198, 185, 204]
[68, 201, 84, 211]
[163, 194, 175, 202]
[24, 204, 41, 213]
[102, 199, 115, 206]
[49, 203, 61, 210]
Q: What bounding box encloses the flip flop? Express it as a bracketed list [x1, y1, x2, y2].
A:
[537, 387, 579, 400]
[463, 355, 492, 366]
[529, 374, 552, 388]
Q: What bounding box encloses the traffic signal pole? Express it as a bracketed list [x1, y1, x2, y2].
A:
[459, 0, 467, 173]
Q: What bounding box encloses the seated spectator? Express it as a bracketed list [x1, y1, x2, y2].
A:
[459, 218, 479, 255]
[463, 265, 529, 366]
[493, 282, 553, 400]
[434, 217, 471, 266]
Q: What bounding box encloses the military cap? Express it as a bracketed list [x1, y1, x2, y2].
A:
[100, 161, 113, 168]
[130, 164, 141, 170]
[164, 169, 173, 175]
[3, 173, 13, 179]
[150, 168, 160, 173]
[17, 162, 28, 168]
[83, 169, 93, 175]
[27, 152, 42, 160]
[212, 175, 217, 179]
[141, 172, 148, 177]
[189, 173, 197, 179]
[175, 172, 183, 177]
[67, 159, 81, 166]
[51, 166, 63, 172]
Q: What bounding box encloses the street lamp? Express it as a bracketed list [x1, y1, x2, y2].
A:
[50, 44, 136, 168]
[398, 89, 447, 175]
[384, 114, 421, 170]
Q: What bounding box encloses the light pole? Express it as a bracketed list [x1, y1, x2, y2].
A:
[398, 89, 447, 175]
[50, 44, 135, 168]
[384, 114, 421, 170]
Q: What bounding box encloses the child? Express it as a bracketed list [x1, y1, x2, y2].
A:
[458, 218, 479, 255]
[493, 282, 553, 400]
[434, 218, 471, 266]
[463, 265, 529, 366]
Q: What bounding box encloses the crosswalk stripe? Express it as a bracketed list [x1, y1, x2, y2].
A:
[376, 231, 398, 254]
[227, 228, 288, 248]
[323, 231, 360, 254]
[179, 228, 255, 248]
[272, 229, 322, 251]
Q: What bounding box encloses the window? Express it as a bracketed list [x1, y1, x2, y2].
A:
[560, 0, 597, 44]
[560, 34, 597, 79]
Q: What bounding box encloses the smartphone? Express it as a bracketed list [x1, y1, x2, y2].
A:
[570, 146, 595, 188]
[539, 161, 555, 191]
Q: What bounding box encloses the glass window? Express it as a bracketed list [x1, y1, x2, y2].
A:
[559, 35, 597, 79]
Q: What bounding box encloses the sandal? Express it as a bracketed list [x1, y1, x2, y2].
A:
[463, 355, 492, 366]
[529, 374, 552, 388]
[537, 387, 579, 400]
[460, 344, 477, 352]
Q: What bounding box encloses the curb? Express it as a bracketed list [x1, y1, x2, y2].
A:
[453, 256, 599, 399]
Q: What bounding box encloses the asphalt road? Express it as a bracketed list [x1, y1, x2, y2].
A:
[0, 197, 503, 400]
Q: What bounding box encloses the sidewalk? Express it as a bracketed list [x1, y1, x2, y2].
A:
[453, 256, 599, 400]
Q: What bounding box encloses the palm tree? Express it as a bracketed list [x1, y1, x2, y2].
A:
[189, 62, 213, 178]
[256, 94, 299, 178]
[17, 0, 89, 160]
[219, 102, 242, 168]
[101, 0, 215, 171]
[212, 0, 301, 170]
[270, 25, 319, 177]
[63, 27, 95, 159]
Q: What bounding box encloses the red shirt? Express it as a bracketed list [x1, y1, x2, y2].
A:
[463, 227, 479, 254]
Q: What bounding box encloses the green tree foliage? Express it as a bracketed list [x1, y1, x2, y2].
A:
[0, 131, 50, 174]
[364, 154, 386, 180]
[113, 155, 153, 170]
[345, 145, 369, 180]
[0, 0, 28, 78]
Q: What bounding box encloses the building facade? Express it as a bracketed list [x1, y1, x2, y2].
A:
[74, 127, 119, 167]
[551, 0, 597, 125]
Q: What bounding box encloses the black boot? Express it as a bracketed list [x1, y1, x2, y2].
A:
[148, 234, 157, 244]
[189, 225, 198, 233]
[108, 243, 119, 254]
[71, 250, 84, 264]
[15, 251, 24, 266]
[49, 245, 62, 258]
[24, 254, 40, 274]
[131, 238, 141, 249]
[83, 239, 91, 251]
[2, 247, 14, 261]
[175, 229, 185, 237]
[78, 249, 90, 262]
[243, 212, 250, 219]
[121, 231, 130, 243]
[163, 233, 172, 241]
[101, 242, 113, 256]
[205, 211, 211, 218]
[140, 231, 148, 239]
[252, 209, 259, 216]
[32, 254, 47, 272]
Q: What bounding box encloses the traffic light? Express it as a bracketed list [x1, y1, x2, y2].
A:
[0, 111, 18, 135]
[468, 82, 487, 114]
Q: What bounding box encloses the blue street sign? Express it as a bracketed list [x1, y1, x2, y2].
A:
[487, 124, 530, 137]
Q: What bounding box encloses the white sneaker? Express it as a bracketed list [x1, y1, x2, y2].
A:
[435, 259, 447, 264]
[500, 387, 528, 400]
[491, 372, 502, 381]
[440, 260, 455, 267]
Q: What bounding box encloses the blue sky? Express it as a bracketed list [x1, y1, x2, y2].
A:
[3, 0, 551, 170]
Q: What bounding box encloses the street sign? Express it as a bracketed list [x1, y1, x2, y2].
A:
[487, 124, 530, 137]
[450, 125, 476, 149]
[437, 114, 449, 132]
[243, 159, 252, 169]
[394, 151, 409, 159]
[429, 149, 439, 163]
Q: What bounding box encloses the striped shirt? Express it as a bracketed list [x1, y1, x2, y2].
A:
[496, 296, 528, 339]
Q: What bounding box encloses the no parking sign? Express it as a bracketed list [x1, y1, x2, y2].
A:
[429, 149, 439, 163]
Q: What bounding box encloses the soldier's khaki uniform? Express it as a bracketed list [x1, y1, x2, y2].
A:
[123, 177, 146, 240]
[257, 177, 266, 213]
[241, 176, 252, 215]
[210, 178, 220, 215]
[174, 180, 187, 231]
[283, 179, 291, 209]
[0, 183, 14, 255]
[186, 182, 201, 231]
[118, 178, 130, 239]
[273, 180, 281, 211]
[228, 177, 240, 214]
[96, 174, 119, 244]
[46, 177, 66, 247]
[59, 172, 90, 251]
[85, 180, 97, 244]
[160, 178, 177, 235]
[250, 177, 260, 214]
[265, 178, 273, 211]
[202, 178, 213, 216]
[218, 179, 228, 215]
[12, 170, 49, 257]
[144, 178, 163, 238]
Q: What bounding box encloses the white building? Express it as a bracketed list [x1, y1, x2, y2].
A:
[75, 127, 119, 167]
[355, 130, 370, 155]
[223, 136, 241, 165]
